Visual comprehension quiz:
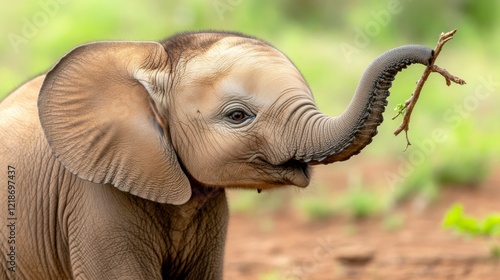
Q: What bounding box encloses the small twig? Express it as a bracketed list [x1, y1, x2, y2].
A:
[393, 29, 466, 150]
[430, 65, 466, 86]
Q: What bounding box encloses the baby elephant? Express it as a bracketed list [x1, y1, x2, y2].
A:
[0, 31, 432, 279]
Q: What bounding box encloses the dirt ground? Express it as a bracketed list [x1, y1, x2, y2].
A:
[223, 160, 500, 280]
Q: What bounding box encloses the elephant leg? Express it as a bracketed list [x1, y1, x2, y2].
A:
[67, 182, 229, 279]
[67, 216, 164, 279]
[167, 221, 227, 280]
[161, 187, 229, 280]
[64, 183, 163, 279]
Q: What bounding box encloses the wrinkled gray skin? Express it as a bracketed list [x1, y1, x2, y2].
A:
[0, 31, 433, 279]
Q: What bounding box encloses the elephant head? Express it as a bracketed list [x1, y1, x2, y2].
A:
[38, 31, 433, 205]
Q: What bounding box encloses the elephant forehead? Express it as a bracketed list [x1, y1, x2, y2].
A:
[218, 66, 310, 105]
[178, 37, 312, 112]
[212, 37, 311, 98]
[185, 37, 292, 80]
[208, 36, 286, 63]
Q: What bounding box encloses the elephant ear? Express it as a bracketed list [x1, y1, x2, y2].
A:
[38, 41, 191, 205]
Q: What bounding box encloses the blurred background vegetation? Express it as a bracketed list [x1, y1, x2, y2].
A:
[1, 0, 499, 220]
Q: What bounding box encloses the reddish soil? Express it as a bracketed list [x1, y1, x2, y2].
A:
[223, 160, 500, 280]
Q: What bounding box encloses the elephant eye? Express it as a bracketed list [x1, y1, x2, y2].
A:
[226, 110, 252, 124]
[229, 111, 245, 121]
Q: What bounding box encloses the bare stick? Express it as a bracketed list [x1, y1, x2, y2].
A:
[393, 29, 466, 150]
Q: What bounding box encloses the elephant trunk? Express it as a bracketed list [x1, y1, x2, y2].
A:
[293, 45, 434, 165]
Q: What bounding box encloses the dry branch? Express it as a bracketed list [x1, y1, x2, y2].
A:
[392, 29, 466, 150]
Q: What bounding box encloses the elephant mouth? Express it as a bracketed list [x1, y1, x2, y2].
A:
[248, 156, 311, 188]
[276, 159, 311, 188]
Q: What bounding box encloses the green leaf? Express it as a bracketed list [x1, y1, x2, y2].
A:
[394, 103, 407, 115]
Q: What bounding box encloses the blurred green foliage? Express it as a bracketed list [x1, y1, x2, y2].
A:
[294, 195, 337, 220]
[1, 1, 499, 218]
[392, 162, 439, 204]
[293, 178, 383, 221]
[258, 270, 281, 280]
[443, 204, 500, 237]
[382, 213, 405, 231]
[338, 184, 381, 220]
[391, 121, 492, 204]
[443, 203, 500, 258]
